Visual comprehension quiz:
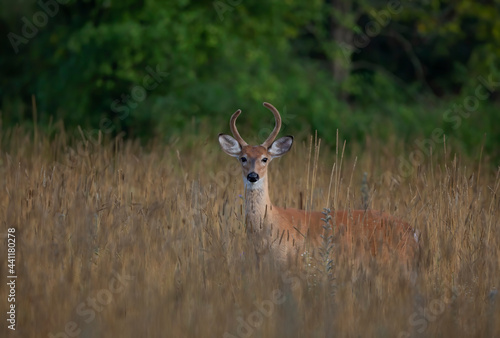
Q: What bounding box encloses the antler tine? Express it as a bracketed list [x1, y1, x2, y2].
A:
[261, 102, 282, 147]
[230, 109, 248, 146]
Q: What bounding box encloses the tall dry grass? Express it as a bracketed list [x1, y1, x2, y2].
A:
[0, 125, 499, 337]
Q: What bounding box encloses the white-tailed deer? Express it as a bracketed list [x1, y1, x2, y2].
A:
[219, 102, 418, 267]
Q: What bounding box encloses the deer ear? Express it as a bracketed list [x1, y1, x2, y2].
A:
[218, 134, 241, 157]
[268, 136, 293, 158]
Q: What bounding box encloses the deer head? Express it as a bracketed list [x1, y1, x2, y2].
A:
[218, 102, 293, 189]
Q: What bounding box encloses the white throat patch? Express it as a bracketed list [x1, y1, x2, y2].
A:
[244, 178, 265, 190]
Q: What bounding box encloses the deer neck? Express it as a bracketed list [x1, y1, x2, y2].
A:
[244, 175, 273, 232]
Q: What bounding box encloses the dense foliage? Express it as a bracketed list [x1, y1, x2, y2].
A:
[1, 0, 499, 158]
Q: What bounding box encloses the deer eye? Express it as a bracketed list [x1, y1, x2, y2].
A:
[262, 158, 268, 163]
[240, 157, 247, 163]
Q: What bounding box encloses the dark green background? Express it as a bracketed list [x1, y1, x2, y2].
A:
[1, 0, 499, 159]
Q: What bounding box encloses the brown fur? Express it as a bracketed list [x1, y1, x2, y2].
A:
[270, 207, 418, 265]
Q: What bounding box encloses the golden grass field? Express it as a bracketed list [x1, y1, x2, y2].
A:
[1, 125, 499, 337]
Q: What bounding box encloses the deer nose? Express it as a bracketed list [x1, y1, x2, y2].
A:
[247, 172, 259, 182]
